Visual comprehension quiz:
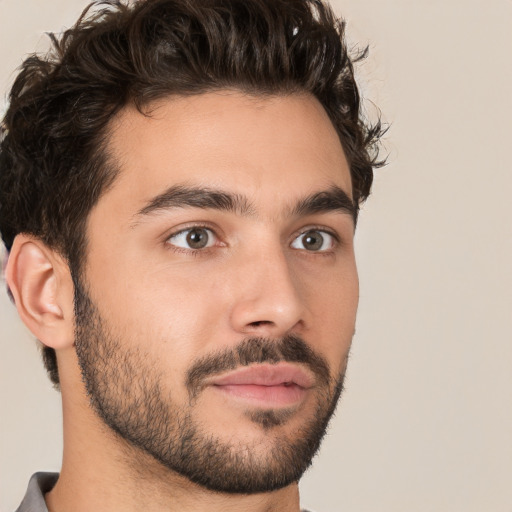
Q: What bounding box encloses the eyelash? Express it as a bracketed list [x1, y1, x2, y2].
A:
[164, 224, 341, 255]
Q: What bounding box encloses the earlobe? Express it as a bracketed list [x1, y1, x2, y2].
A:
[5, 234, 75, 350]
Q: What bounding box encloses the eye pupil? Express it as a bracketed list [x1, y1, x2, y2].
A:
[186, 228, 209, 249]
[303, 231, 324, 251]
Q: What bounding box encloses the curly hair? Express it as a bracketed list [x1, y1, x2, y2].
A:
[0, 0, 385, 386]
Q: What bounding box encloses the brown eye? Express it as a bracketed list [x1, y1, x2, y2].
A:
[186, 228, 209, 249]
[169, 227, 215, 250]
[291, 230, 334, 252]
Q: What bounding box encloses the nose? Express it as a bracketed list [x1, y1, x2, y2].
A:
[228, 245, 306, 338]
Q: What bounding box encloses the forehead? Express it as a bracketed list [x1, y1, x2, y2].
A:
[100, 91, 351, 219]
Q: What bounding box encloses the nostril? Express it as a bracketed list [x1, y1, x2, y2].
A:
[248, 320, 273, 328]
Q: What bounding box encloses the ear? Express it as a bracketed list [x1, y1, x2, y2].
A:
[5, 234, 75, 350]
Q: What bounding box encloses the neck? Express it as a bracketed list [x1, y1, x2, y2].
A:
[47, 460, 300, 512]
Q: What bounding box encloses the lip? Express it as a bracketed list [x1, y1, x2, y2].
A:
[207, 363, 314, 408]
[209, 362, 315, 388]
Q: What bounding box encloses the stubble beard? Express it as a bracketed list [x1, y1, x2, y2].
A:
[73, 278, 347, 494]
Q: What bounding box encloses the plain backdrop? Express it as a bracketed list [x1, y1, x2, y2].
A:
[1, 1, 511, 511]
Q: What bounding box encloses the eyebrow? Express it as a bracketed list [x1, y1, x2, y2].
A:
[290, 185, 356, 220]
[134, 184, 255, 219]
[132, 183, 355, 224]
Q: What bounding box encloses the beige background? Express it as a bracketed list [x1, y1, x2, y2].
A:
[1, 1, 511, 511]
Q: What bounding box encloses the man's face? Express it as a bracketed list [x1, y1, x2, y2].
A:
[76, 91, 358, 492]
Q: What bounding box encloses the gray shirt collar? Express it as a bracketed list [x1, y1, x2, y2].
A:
[15, 472, 58, 512]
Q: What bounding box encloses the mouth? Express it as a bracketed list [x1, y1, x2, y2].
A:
[207, 362, 314, 408]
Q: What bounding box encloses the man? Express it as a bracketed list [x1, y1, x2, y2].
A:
[0, 0, 383, 511]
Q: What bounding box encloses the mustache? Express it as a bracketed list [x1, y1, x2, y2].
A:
[186, 334, 331, 398]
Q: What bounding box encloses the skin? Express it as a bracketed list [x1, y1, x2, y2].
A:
[8, 91, 358, 512]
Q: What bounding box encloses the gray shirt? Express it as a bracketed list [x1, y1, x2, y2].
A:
[15, 473, 58, 512]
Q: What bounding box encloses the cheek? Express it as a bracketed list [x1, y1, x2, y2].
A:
[304, 260, 358, 363]
[83, 255, 224, 390]
[113, 263, 229, 359]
